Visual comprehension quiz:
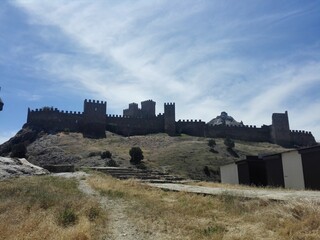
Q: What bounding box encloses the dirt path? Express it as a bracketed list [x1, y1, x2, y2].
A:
[54, 172, 149, 240]
[148, 183, 320, 202]
[78, 178, 146, 240]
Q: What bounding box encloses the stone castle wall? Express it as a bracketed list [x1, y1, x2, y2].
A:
[26, 99, 317, 147]
[106, 114, 164, 136]
[290, 130, 316, 147]
[176, 120, 206, 136]
[27, 108, 82, 132]
[206, 125, 271, 142]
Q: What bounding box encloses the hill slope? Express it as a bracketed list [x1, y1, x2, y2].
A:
[0, 128, 288, 180]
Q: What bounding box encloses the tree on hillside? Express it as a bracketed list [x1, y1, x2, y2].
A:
[129, 147, 144, 164]
[208, 139, 218, 153]
[101, 150, 112, 159]
[224, 137, 235, 149]
[224, 137, 239, 158]
[208, 139, 216, 148]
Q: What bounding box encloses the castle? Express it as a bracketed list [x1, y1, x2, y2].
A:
[26, 99, 316, 148]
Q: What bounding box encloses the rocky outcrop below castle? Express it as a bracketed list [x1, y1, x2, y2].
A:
[0, 157, 48, 180]
[208, 112, 244, 127]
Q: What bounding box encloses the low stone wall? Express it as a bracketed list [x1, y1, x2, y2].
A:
[43, 164, 75, 173]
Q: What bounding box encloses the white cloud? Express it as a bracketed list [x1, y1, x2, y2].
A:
[11, 1, 320, 140]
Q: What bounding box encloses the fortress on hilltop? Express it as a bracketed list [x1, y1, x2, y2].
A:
[26, 99, 316, 148]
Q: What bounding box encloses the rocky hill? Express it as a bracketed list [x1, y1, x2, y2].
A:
[208, 111, 244, 126]
[0, 126, 288, 181]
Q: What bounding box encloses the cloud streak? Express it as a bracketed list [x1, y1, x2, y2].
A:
[9, 0, 320, 140]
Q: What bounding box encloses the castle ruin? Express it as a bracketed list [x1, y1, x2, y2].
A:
[26, 99, 316, 148]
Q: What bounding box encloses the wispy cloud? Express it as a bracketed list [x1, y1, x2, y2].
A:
[10, 0, 320, 140]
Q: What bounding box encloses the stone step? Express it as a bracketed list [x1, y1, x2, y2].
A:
[84, 166, 185, 183]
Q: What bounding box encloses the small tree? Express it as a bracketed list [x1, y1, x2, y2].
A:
[208, 139, 216, 148]
[129, 147, 144, 164]
[101, 150, 112, 159]
[224, 137, 235, 149]
[224, 137, 239, 158]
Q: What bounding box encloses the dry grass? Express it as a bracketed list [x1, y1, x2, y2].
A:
[28, 132, 287, 180]
[0, 176, 108, 240]
[88, 173, 320, 240]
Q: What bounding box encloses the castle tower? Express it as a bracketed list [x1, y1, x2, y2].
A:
[123, 103, 140, 118]
[82, 99, 107, 138]
[164, 103, 176, 136]
[271, 111, 291, 147]
[141, 100, 156, 118]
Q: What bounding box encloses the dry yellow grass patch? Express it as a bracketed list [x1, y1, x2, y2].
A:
[0, 176, 108, 240]
[88, 173, 320, 240]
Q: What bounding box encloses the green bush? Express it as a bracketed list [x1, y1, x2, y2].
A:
[87, 206, 100, 221]
[10, 143, 27, 158]
[58, 205, 78, 227]
[129, 147, 144, 164]
[105, 159, 119, 167]
[101, 150, 112, 159]
[208, 139, 216, 147]
[224, 137, 235, 149]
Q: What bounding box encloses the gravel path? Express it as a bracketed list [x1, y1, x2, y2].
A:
[148, 183, 320, 202]
[54, 172, 153, 240]
[79, 178, 146, 240]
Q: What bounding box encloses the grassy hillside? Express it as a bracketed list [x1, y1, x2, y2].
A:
[26, 131, 287, 180]
[2, 173, 319, 239]
[0, 175, 107, 239]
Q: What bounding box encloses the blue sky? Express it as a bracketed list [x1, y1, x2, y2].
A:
[1, 0, 320, 143]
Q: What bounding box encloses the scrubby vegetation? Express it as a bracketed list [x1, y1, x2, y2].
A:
[129, 147, 144, 164]
[0, 176, 107, 239]
[101, 150, 112, 159]
[1, 172, 320, 239]
[8, 131, 288, 180]
[89, 173, 320, 240]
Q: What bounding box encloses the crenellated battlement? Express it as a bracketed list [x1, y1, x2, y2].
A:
[28, 108, 82, 115]
[84, 99, 107, 105]
[26, 99, 316, 146]
[164, 102, 175, 106]
[291, 130, 312, 134]
[178, 119, 205, 123]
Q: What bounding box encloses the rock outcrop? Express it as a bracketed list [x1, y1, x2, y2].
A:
[0, 157, 49, 180]
[208, 112, 243, 127]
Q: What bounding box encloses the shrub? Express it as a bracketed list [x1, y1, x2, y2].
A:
[136, 162, 147, 170]
[101, 150, 112, 159]
[87, 206, 100, 221]
[224, 137, 235, 149]
[203, 166, 211, 177]
[208, 139, 216, 147]
[106, 159, 119, 167]
[10, 143, 27, 158]
[88, 151, 101, 157]
[58, 205, 78, 227]
[129, 147, 144, 164]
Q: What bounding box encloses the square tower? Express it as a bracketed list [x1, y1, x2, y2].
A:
[164, 103, 176, 136]
[141, 100, 156, 118]
[271, 111, 291, 147]
[82, 99, 107, 138]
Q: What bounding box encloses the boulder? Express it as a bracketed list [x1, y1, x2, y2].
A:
[0, 157, 49, 180]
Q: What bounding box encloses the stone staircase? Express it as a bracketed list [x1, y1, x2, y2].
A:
[86, 167, 186, 183]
